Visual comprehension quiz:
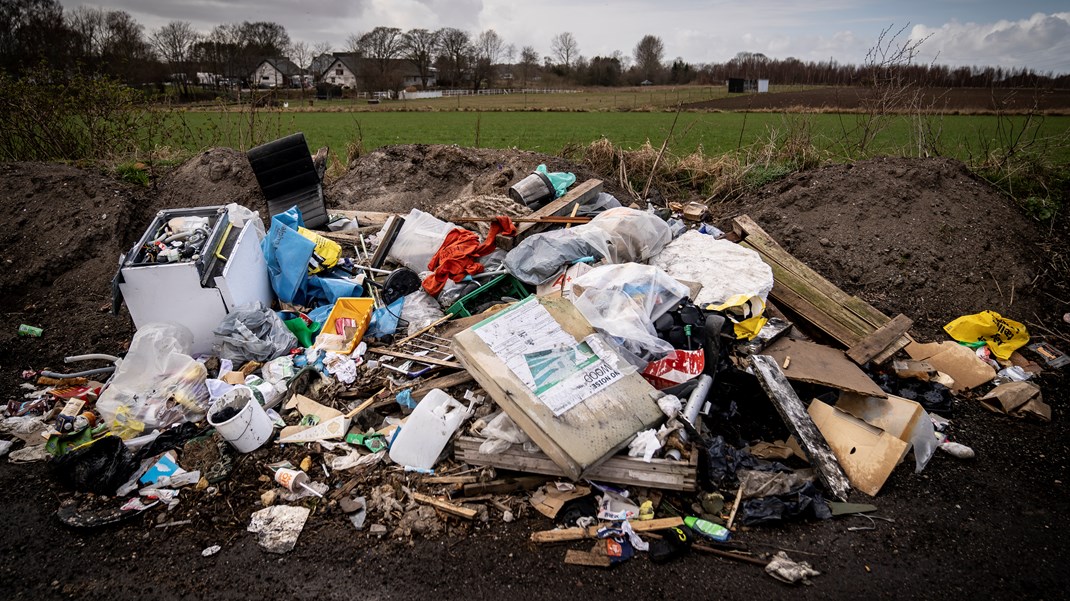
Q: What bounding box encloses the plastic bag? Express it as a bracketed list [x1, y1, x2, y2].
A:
[478, 411, 532, 454]
[574, 287, 675, 364]
[943, 310, 1029, 361]
[261, 207, 361, 305]
[366, 297, 405, 339]
[399, 291, 444, 336]
[297, 226, 342, 274]
[213, 302, 298, 363]
[387, 209, 458, 272]
[652, 231, 774, 306]
[584, 207, 672, 264]
[51, 435, 139, 495]
[570, 263, 688, 322]
[575, 192, 622, 217]
[96, 323, 210, 439]
[535, 164, 576, 198]
[225, 203, 266, 240]
[504, 227, 612, 285]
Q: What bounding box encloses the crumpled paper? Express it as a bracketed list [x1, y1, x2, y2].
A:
[247, 505, 310, 553]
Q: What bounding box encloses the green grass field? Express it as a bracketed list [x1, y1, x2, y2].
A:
[163, 109, 1070, 165]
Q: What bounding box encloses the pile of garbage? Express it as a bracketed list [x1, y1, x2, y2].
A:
[3, 144, 1065, 581]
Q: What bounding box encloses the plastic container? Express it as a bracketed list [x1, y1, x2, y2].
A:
[445, 274, 531, 317]
[314, 297, 375, 354]
[388, 389, 471, 470]
[207, 386, 273, 453]
[683, 516, 730, 542]
[509, 172, 555, 209]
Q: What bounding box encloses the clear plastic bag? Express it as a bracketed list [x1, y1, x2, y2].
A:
[504, 226, 612, 285]
[213, 302, 298, 363]
[478, 411, 531, 454]
[573, 288, 675, 364]
[386, 209, 458, 272]
[651, 231, 773, 306]
[585, 207, 672, 264]
[570, 263, 689, 322]
[96, 323, 210, 439]
[399, 290, 444, 336]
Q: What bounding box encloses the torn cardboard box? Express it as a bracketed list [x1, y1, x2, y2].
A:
[808, 399, 908, 496]
[980, 382, 1051, 421]
[906, 341, 995, 392]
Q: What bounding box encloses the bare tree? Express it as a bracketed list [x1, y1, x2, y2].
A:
[402, 28, 440, 88]
[152, 21, 200, 92]
[436, 27, 471, 88]
[470, 29, 504, 91]
[357, 26, 404, 94]
[551, 31, 578, 71]
[67, 5, 106, 59]
[312, 41, 333, 56]
[345, 32, 364, 54]
[519, 44, 539, 86]
[633, 34, 665, 83]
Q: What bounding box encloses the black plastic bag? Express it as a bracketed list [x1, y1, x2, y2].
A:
[739, 482, 832, 526]
[51, 435, 138, 495]
[702, 435, 792, 490]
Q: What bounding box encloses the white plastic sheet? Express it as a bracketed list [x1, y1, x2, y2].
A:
[651, 230, 774, 306]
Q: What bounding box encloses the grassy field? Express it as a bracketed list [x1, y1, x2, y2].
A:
[163, 109, 1070, 165]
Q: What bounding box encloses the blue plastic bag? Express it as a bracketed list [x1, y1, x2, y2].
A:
[536, 164, 576, 198]
[366, 297, 404, 339]
[262, 207, 314, 304]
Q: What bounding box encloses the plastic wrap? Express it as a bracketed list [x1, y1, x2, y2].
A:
[652, 231, 773, 306]
[386, 209, 458, 272]
[399, 291, 444, 336]
[570, 263, 688, 322]
[95, 323, 210, 439]
[585, 207, 672, 264]
[213, 302, 298, 363]
[574, 288, 675, 363]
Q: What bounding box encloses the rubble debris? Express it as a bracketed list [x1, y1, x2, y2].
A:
[765, 551, 821, 585]
[247, 505, 311, 554]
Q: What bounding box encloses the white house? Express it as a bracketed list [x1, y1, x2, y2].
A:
[252, 58, 302, 88]
[320, 53, 436, 90]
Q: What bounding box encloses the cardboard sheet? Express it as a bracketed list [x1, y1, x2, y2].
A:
[808, 399, 908, 496]
[764, 338, 886, 397]
[906, 341, 995, 392]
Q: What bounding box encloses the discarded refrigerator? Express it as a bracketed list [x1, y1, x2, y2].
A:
[114, 206, 275, 355]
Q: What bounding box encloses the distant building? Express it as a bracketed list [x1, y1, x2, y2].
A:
[727, 77, 769, 93]
[320, 53, 437, 90]
[252, 58, 302, 88]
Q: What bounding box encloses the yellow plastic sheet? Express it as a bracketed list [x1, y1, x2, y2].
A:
[708, 294, 767, 341]
[298, 227, 341, 274]
[943, 310, 1029, 361]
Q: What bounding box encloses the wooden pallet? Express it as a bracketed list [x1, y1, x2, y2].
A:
[454, 436, 698, 491]
[732, 215, 911, 364]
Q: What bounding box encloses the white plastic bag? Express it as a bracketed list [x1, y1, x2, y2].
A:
[386, 209, 458, 272]
[585, 207, 672, 264]
[96, 323, 210, 439]
[570, 263, 689, 322]
[478, 411, 531, 454]
[399, 290, 445, 336]
[573, 287, 675, 364]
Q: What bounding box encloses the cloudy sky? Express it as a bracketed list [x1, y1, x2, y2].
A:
[63, 0, 1070, 73]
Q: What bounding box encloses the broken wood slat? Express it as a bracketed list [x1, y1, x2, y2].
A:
[498, 179, 603, 250]
[410, 371, 475, 401]
[748, 355, 851, 501]
[454, 436, 698, 491]
[423, 475, 479, 485]
[318, 229, 380, 246]
[871, 334, 914, 365]
[461, 476, 549, 497]
[762, 278, 866, 347]
[328, 210, 394, 228]
[734, 215, 888, 329]
[531, 517, 684, 543]
[411, 492, 478, 520]
[846, 314, 914, 365]
[455, 216, 592, 224]
[563, 549, 612, 567]
[743, 242, 877, 344]
[368, 347, 461, 369]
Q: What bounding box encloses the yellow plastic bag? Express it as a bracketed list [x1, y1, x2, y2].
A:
[298, 227, 341, 274]
[708, 294, 767, 341]
[943, 310, 1029, 361]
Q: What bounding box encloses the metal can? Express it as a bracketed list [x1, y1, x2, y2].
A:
[17, 324, 43, 337]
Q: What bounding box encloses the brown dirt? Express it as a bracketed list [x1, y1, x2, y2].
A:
[710, 156, 1064, 340]
[685, 87, 1070, 114]
[1, 145, 1069, 599]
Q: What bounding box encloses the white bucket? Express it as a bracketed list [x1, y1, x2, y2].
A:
[207, 386, 273, 453]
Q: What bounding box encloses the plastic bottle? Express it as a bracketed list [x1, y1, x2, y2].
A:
[683, 516, 731, 542]
[388, 389, 472, 470]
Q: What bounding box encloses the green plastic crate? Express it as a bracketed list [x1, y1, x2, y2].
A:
[446, 274, 531, 317]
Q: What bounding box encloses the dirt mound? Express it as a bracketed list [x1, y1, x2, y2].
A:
[327, 144, 622, 213]
[154, 148, 267, 216]
[712, 156, 1062, 339]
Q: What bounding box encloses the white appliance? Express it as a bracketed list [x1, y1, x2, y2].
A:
[115, 206, 275, 356]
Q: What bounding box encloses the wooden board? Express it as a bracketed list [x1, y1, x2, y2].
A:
[451, 296, 664, 481]
[328, 210, 394, 228]
[763, 338, 886, 398]
[564, 549, 612, 568]
[847, 314, 914, 365]
[454, 437, 698, 491]
[498, 179, 603, 250]
[749, 354, 851, 501]
[733, 215, 911, 356]
[411, 492, 478, 520]
[531, 517, 684, 543]
[367, 347, 461, 369]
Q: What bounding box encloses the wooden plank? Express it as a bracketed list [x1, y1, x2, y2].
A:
[452, 296, 663, 482]
[846, 314, 914, 365]
[499, 179, 603, 250]
[411, 492, 478, 520]
[329, 210, 394, 228]
[763, 338, 886, 398]
[454, 437, 697, 491]
[462, 476, 549, 496]
[367, 347, 461, 369]
[765, 278, 865, 347]
[564, 550, 612, 568]
[871, 334, 912, 365]
[423, 475, 479, 485]
[410, 371, 475, 401]
[531, 517, 684, 543]
[749, 355, 851, 501]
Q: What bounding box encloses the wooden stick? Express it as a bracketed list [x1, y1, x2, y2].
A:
[531, 517, 683, 543]
[368, 347, 461, 369]
[455, 216, 591, 224]
[726, 475, 746, 531]
[564, 550, 612, 567]
[692, 543, 768, 567]
[565, 202, 581, 229]
[344, 391, 383, 419]
[393, 314, 453, 346]
[411, 492, 478, 520]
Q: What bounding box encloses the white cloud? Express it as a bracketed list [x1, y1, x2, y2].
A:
[910, 12, 1070, 73]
